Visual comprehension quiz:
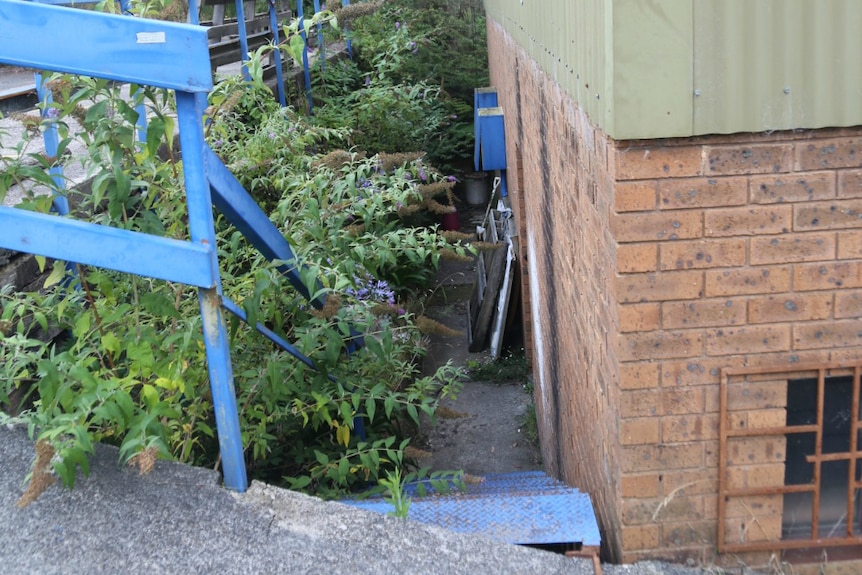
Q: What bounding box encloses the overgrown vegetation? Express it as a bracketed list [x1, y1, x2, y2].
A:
[0, 0, 489, 501]
[312, 0, 487, 171]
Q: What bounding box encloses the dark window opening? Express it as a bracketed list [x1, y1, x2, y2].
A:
[783, 376, 862, 539]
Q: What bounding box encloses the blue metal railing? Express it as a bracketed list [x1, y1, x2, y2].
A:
[0, 0, 367, 491]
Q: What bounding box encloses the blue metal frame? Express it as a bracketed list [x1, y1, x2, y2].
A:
[234, 0, 251, 80]
[312, 0, 325, 68]
[0, 1, 240, 489]
[268, 0, 287, 107]
[0, 0, 371, 492]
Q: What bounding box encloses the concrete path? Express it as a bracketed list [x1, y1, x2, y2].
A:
[0, 424, 601, 575]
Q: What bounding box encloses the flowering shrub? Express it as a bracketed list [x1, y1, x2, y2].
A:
[1, 47, 473, 498]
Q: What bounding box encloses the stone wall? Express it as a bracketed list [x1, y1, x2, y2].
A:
[487, 17, 862, 568]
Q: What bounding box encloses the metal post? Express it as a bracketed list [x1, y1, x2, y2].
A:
[235, 0, 251, 80]
[297, 0, 313, 114]
[33, 72, 68, 214]
[342, 0, 352, 59]
[176, 91, 248, 492]
[313, 0, 325, 69]
[269, 0, 287, 107]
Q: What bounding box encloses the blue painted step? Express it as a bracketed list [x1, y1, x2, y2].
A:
[341, 471, 601, 547]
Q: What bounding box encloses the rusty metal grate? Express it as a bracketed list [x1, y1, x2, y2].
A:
[719, 360, 862, 553]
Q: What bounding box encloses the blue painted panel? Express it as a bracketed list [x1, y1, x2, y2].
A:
[0, 1, 212, 92]
[0, 207, 217, 287]
[478, 107, 507, 171]
[474, 88, 499, 171]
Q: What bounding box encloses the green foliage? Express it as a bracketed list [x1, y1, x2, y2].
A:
[465, 350, 530, 383]
[309, 0, 486, 170]
[378, 459, 410, 518]
[1, 46, 475, 498]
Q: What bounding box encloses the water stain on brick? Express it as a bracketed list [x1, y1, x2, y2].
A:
[538, 85, 565, 474]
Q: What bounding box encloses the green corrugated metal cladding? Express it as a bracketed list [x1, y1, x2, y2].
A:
[484, 0, 862, 140]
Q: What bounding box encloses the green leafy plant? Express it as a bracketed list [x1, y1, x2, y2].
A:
[466, 350, 530, 383]
[379, 461, 411, 518]
[1, 43, 476, 500]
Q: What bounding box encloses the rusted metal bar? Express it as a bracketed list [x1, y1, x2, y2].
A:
[718, 368, 730, 551]
[806, 452, 862, 463]
[721, 535, 862, 553]
[811, 369, 826, 540]
[723, 361, 861, 378]
[718, 360, 862, 552]
[726, 424, 818, 438]
[726, 483, 815, 498]
[849, 365, 861, 536]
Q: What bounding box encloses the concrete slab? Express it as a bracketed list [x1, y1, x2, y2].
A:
[0, 424, 599, 574]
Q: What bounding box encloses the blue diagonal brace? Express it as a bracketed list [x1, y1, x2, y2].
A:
[221, 296, 326, 375]
[204, 146, 323, 308]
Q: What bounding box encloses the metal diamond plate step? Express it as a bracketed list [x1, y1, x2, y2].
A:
[341, 471, 601, 546]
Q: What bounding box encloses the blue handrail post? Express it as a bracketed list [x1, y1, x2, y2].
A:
[235, 0, 252, 81]
[342, 0, 352, 59]
[297, 0, 314, 114]
[187, 0, 199, 24]
[176, 90, 248, 492]
[313, 0, 325, 69]
[33, 72, 68, 215]
[268, 0, 287, 107]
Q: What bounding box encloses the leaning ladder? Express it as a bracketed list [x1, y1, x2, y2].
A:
[0, 1, 343, 491]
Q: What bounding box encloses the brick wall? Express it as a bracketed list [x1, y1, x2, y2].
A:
[613, 131, 862, 564]
[487, 24, 626, 562]
[488, 18, 862, 567]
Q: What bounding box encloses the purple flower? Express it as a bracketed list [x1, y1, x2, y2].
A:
[214, 139, 224, 148]
[347, 274, 395, 305]
[46, 108, 60, 119]
[445, 175, 458, 182]
[418, 167, 427, 182]
[364, 75, 371, 87]
[395, 21, 401, 30]
[268, 131, 277, 139]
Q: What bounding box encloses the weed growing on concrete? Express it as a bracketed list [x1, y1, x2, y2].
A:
[466, 350, 529, 383]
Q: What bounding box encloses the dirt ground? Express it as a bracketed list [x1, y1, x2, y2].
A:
[415, 194, 541, 476]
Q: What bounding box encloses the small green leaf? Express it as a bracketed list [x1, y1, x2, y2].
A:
[314, 450, 329, 466]
[365, 397, 376, 424]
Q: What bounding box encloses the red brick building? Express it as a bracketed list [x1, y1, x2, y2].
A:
[483, 0, 862, 570]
